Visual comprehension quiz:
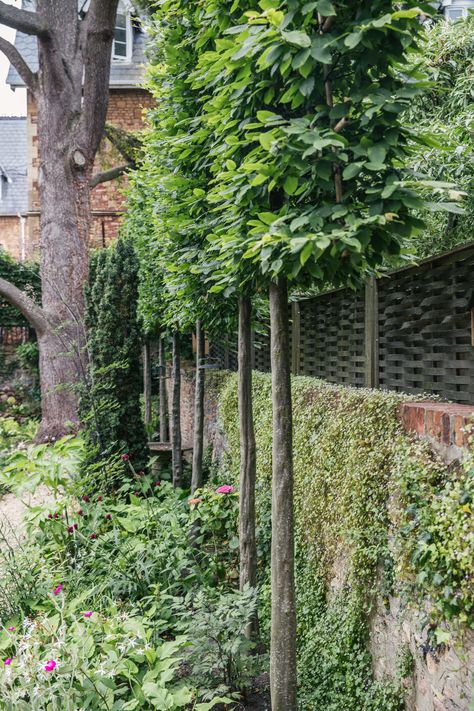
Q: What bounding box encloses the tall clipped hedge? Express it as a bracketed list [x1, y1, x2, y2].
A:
[82, 240, 148, 476]
[217, 372, 473, 710]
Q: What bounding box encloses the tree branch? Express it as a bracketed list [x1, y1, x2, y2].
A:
[0, 1, 48, 35]
[0, 36, 37, 92]
[79, 0, 119, 153]
[0, 277, 48, 335]
[90, 163, 132, 188]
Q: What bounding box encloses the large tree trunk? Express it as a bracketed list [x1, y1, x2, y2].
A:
[191, 320, 205, 492]
[159, 333, 169, 442]
[269, 278, 297, 711]
[238, 296, 257, 593]
[0, 0, 119, 441]
[171, 330, 183, 488]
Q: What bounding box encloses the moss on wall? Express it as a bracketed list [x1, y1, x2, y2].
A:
[217, 372, 474, 710]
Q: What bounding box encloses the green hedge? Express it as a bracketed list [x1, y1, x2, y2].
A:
[216, 372, 473, 710]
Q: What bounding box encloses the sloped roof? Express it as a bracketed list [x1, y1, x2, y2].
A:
[0, 117, 28, 215]
[7, 1, 147, 89]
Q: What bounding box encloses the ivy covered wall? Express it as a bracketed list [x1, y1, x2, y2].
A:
[213, 372, 473, 710]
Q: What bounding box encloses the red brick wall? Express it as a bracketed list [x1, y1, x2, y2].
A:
[400, 402, 474, 462]
[0, 216, 23, 260]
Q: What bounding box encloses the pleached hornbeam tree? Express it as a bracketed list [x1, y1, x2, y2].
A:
[0, 0, 123, 440]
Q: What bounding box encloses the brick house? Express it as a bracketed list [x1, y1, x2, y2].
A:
[2, 0, 154, 261]
[0, 117, 28, 259]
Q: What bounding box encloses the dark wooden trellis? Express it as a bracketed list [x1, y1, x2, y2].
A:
[210, 243, 474, 405]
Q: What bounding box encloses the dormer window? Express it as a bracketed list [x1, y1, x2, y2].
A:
[113, 2, 132, 62]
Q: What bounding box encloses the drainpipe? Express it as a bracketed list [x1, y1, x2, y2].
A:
[18, 213, 26, 262]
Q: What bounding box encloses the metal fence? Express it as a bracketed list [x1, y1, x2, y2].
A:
[210, 242, 474, 405]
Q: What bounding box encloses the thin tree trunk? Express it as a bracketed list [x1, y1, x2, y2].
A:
[238, 296, 257, 592]
[191, 320, 205, 492]
[171, 330, 182, 488]
[269, 277, 297, 711]
[159, 333, 169, 442]
[143, 340, 152, 427]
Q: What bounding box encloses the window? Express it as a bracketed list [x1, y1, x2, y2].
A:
[442, 1, 474, 19]
[113, 3, 132, 62]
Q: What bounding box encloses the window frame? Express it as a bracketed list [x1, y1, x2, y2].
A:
[112, 5, 133, 63]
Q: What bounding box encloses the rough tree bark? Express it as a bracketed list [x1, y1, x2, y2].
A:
[269, 277, 297, 711]
[191, 320, 205, 492]
[171, 330, 183, 488]
[0, 0, 120, 440]
[158, 333, 169, 442]
[238, 296, 257, 593]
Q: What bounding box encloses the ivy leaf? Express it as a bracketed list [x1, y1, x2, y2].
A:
[281, 30, 312, 48]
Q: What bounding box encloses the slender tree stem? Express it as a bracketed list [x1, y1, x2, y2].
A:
[191, 320, 205, 492]
[171, 330, 183, 488]
[269, 277, 297, 711]
[159, 333, 169, 442]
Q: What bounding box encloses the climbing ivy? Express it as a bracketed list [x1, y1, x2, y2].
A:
[215, 371, 473, 709]
[0, 249, 40, 327]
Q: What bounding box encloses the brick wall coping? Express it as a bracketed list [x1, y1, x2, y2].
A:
[400, 401, 474, 461]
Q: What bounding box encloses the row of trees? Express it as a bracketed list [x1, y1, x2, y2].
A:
[127, 2, 445, 708]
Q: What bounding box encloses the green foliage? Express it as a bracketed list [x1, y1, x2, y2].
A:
[218, 371, 472, 709]
[81, 239, 148, 480]
[176, 585, 258, 701]
[0, 249, 40, 327]
[406, 15, 474, 256]
[0, 600, 199, 711]
[0, 431, 254, 707]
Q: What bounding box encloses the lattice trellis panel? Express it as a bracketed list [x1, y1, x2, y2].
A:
[378, 245, 474, 403]
[297, 288, 366, 386]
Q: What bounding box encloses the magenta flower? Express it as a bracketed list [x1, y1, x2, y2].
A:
[90, 533, 98, 540]
[82, 495, 90, 503]
[44, 660, 57, 672]
[82, 611, 93, 618]
[122, 453, 130, 461]
[53, 585, 64, 595]
[215, 485, 234, 494]
[3, 658, 12, 666]
[97, 496, 103, 502]
[154, 481, 161, 487]
[47, 513, 53, 519]
[7, 626, 14, 632]
[105, 513, 112, 521]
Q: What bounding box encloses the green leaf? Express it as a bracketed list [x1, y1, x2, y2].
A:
[258, 212, 279, 225]
[284, 175, 298, 195]
[315, 0, 336, 15]
[300, 241, 313, 265]
[300, 77, 315, 97]
[368, 145, 387, 164]
[345, 31, 363, 49]
[259, 132, 275, 150]
[281, 30, 312, 48]
[257, 110, 282, 123]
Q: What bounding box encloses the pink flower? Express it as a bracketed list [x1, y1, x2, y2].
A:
[122, 454, 130, 461]
[44, 660, 57, 672]
[7, 627, 14, 632]
[82, 611, 93, 618]
[215, 485, 234, 494]
[90, 533, 98, 540]
[53, 585, 63, 595]
[47, 513, 53, 519]
[3, 658, 12, 666]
